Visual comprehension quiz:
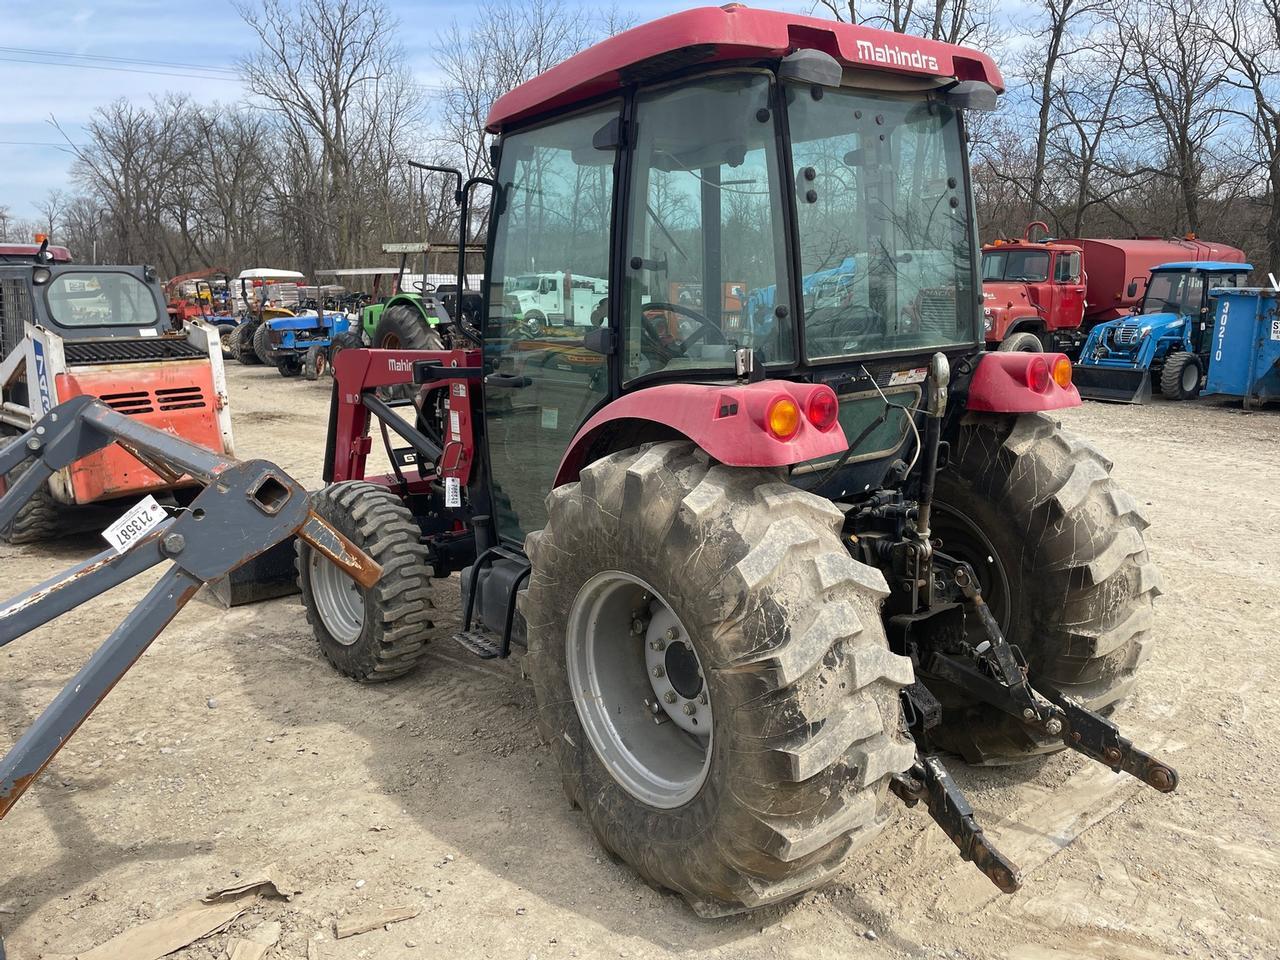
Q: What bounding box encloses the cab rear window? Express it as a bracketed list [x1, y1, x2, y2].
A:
[45, 272, 159, 327]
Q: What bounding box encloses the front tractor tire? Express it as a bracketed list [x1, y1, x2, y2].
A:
[930, 413, 1162, 763]
[1160, 351, 1203, 400]
[521, 441, 916, 916]
[296, 482, 438, 681]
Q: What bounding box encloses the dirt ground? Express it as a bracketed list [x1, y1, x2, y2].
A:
[1, 363, 1277, 960]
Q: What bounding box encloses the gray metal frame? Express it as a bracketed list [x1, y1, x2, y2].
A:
[0, 394, 380, 822]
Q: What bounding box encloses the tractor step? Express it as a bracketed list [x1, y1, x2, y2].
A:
[450, 628, 501, 659]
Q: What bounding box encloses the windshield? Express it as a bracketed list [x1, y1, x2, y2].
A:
[982, 249, 1050, 282]
[787, 85, 977, 360]
[622, 73, 793, 381]
[45, 271, 160, 327]
[1141, 270, 1246, 316]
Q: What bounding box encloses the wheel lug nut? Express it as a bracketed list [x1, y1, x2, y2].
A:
[631, 619, 646, 636]
[663, 691, 677, 704]
[650, 639, 666, 651]
[652, 665, 665, 678]
[665, 626, 678, 641]
[698, 691, 708, 705]
[682, 702, 697, 716]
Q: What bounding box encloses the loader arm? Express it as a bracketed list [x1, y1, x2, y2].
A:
[0, 395, 378, 821]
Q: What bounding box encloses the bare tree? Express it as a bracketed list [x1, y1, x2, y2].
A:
[1214, 0, 1280, 266]
[236, 0, 425, 272]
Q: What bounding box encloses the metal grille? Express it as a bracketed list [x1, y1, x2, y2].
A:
[98, 383, 209, 417]
[1114, 324, 1140, 345]
[0, 279, 33, 359]
[64, 339, 205, 365]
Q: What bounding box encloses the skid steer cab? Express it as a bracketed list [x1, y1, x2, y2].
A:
[0, 240, 233, 542]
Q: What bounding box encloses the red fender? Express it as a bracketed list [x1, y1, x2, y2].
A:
[554, 381, 847, 486]
[966, 351, 1081, 413]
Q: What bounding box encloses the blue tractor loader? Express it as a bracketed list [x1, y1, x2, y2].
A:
[1073, 261, 1251, 402]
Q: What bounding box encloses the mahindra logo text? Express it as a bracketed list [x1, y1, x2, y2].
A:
[387, 359, 414, 371]
[854, 39, 940, 72]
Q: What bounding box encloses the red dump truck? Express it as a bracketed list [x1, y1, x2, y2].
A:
[981, 222, 1247, 352]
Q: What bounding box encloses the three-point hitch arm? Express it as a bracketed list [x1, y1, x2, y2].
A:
[0, 395, 379, 822]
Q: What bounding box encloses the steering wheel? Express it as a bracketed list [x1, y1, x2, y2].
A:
[640, 301, 725, 356]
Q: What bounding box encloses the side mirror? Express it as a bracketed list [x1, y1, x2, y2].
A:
[1126, 280, 1138, 298]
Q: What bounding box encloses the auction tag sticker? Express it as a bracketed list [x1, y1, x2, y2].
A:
[444, 477, 462, 508]
[1271, 318, 1280, 341]
[102, 495, 166, 554]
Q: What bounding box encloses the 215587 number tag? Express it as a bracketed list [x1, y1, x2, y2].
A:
[102, 495, 167, 554]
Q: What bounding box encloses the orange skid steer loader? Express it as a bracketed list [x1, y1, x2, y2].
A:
[0, 239, 234, 543]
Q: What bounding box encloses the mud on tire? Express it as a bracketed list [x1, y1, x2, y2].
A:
[521, 441, 916, 916]
[253, 321, 277, 366]
[296, 481, 438, 681]
[929, 412, 1162, 763]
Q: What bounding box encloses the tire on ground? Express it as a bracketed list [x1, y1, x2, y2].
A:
[0, 438, 62, 544]
[215, 323, 238, 359]
[236, 320, 263, 365]
[253, 321, 277, 365]
[296, 481, 438, 681]
[997, 331, 1043, 352]
[521, 440, 916, 916]
[1159, 351, 1202, 401]
[929, 412, 1161, 763]
[303, 345, 327, 380]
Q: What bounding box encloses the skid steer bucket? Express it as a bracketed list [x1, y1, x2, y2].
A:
[1071, 364, 1152, 403]
[0, 395, 377, 823]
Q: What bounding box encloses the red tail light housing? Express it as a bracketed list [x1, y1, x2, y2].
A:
[806, 387, 839, 431]
[1025, 355, 1051, 393]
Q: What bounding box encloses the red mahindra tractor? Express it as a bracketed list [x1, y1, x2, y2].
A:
[310, 7, 1174, 916]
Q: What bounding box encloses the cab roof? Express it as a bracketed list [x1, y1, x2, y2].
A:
[1154, 261, 1252, 272]
[0, 243, 73, 263]
[486, 4, 1004, 133]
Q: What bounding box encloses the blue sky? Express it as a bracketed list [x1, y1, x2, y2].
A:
[0, 0, 978, 218]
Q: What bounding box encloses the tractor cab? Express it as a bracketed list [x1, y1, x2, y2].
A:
[1074, 260, 1251, 403]
[481, 17, 1000, 540]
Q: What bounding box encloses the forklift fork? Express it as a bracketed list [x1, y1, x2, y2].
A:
[0, 395, 379, 822]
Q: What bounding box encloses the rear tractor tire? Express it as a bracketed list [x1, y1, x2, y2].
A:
[929, 412, 1161, 764]
[253, 321, 277, 366]
[216, 323, 238, 360]
[997, 331, 1044, 352]
[236, 320, 263, 365]
[371, 303, 444, 400]
[296, 482, 438, 681]
[1160, 351, 1203, 400]
[521, 441, 916, 916]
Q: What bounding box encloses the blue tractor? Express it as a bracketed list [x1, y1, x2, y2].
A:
[1073, 260, 1251, 402]
[266, 311, 354, 380]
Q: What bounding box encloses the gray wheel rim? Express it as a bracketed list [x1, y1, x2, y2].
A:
[309, 548, 365, 644]
[933, 503, 1012, 636]
[566, 571, 712, 809]
[1181, 361, 1198, 392]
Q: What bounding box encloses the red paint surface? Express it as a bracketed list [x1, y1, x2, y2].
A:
[965, 352, 1081, 413]
[487, 5, 1004, 131]
[555, 380, 849, 485]
[54, 363, 226, 502]
[330, 347, 482, 485]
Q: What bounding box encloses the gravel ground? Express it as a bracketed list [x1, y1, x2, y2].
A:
[0, 363, 1276, 959]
